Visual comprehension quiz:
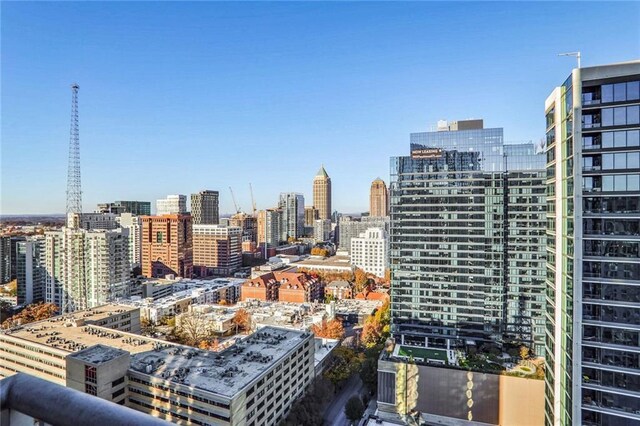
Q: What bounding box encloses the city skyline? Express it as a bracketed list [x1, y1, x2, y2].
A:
[2, 2, 639, 215]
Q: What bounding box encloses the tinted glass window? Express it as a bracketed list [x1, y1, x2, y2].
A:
[602, 108, 614, 126]
[602, 84, 614, 103]
[615, 153, 627, 168]
[614, 107, 626, 126]
[614, 131, 627, 147]
[628, 131, 640, 147]
[614, 83, 626, 102]
[627, 105, 640, 125]
[603, 154, 614, 169]
[615, 175, 626, 190]
[602, 132, 614, 148]
[629, 175, 640, 191]
[603, 176, 614, 191]
[628, 81, 640, 101]
[628, 153, 640, 169]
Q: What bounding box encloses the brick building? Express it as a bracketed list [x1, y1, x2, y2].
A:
[141, 214, 192, 278]
[241, 271, 321, 303]
[324, 280, 352, 300]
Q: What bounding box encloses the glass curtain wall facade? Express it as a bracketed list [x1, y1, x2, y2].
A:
[544, 61, 640, 426]
[389, 122, 546, 354]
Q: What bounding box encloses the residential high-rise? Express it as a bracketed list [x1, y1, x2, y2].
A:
[279, 193, 305, 241]
[257, 209, 283, 248]
[305, 206, 319, 227]
[229, 212, 257, 243]
[544, 61, 640, 426]
[192, 225, 242, 276]
[15, 236, 46, 305]
[313, 166, 332, 220]
[0, 236, 10, 284]
[313, 219, 331, 243]
[190, 190, 219, 225]
[390, 119, 546, 353]
[45, 228, 131, 312]
[97, 201, 151, 216]
[155, 195, 187, 216]
[369, 178, 389, 217]
[118, 213, 142, 270]
[141, 214, 192, 278]
[70, 212, 118, 231]
[337, 216, 389, 253]
[351, 227, 388, 278]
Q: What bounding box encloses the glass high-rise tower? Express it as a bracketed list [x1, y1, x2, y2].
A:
[545, 61, 640, 426]
[390, 119, 546, 354]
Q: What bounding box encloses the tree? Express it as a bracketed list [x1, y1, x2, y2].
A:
[1, 302, 58, 329]
[140, 317, 158, 336]
[354, 268, 369, 293]
[175, 311, 212, 346]
[1, 280, 17, 297]
[218, 300, 229, 306]
[360, 300, 390, 348]
[359, 357, 378, 391]
[199, 338, 220, 351]
[345, 396, 365, 424]
[383, 268, 391, 284]
[233, 308, 252, 334]
[324, 346, 362, 387]
[519, 345, 530, 361]
[310, 247, 329, 257]
[310, 318, 345, 340]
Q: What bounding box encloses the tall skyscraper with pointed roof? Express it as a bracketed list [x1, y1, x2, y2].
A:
[313, 165, 332, 221]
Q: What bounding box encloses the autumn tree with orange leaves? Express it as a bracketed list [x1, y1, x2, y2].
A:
[360, 300, 390, 348]
[310, 318, 345, 340]
[233, 308, 252, 334]
[1, 302, 58, 329]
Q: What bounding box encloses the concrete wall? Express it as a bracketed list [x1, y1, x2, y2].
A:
[499, 375, 544, 426]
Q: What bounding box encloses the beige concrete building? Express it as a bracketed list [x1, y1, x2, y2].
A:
[193, 225, 242, 276]
[0, 305, 314, 426]
[312, 166, 331, 221]
[369, 178, 389, 217]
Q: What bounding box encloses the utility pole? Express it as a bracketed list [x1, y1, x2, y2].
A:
[66, 83, 82, 228]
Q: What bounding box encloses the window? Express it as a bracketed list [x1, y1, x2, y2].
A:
[602, 84, 614, 103]
[85, 365, 97, 384]
[629, 131, 640, 147]
[602, 132, 614, 148]
[602, 108, 614, 126]
[613, 83, 626, 102]
[614, 131, 627, 147]
[112, 388, 125, 399]
[112, 377, 125, 387]
[628, 81, 640, 101]
[85, 384, 97, 395]
[614, 107, 626, 126]
[628, 105, 640, 125]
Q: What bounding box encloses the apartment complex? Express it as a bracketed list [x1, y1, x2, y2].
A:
[0, 305, 314, 426]
[241, 271, 322, 303]
[257, 209, 283, 248]
[390, 119, 546, 354]
[15, 236, 46, 305]
[369, 178, 389, 217]
[192, 225, 242, 276]
[72, 213, 118, 231]
[191, 190, 220, 225]
[119, 213, 142, 269]
[97, 201, 151, 216]
[304, 206, 319, 227]
[312, 166, 332, 221]
[156, 195, 187, 216]
[337, 216, 389, 253]
[544, 61, 640, 426]
[45, 228, 131, 312]
[230, 213, 257, 244]
[350, 227, 388, 278]
[141, 215, 192, 279]
[279, 193, 305, 241]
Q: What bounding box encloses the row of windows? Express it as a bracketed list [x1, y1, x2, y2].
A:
[0, 346, 65, 370]
[583, 174, 640, 193]
[583, 130, 640, 149]
[583, 151, 640, 171]
[129, 387, 230, 421]
[128, 375, 230, 409]
[128, 398, 209, 426]
[0, 355, 65, 380]
[0, 338, 66, 360]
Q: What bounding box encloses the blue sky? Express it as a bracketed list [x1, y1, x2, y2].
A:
[2, 2, 639, 215]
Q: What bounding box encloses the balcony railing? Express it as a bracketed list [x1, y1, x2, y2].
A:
[0, 373, 171, 426]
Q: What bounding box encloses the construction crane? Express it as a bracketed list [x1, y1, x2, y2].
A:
[229, 187, 241, 214]
[249, 183, 257, 216]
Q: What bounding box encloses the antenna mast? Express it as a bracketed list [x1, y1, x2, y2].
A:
[66, 83, 82, 227]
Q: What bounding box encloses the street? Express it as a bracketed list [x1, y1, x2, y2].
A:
[323, 375, 365, 426]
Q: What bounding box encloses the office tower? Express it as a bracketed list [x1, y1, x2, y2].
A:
[313, 166, 332, 220]
[545, 61, 640, 426]
[97, 201, 151, 216]
[257, 209, 283, 248]
[15, 236, 46, 305]
[45, 228, 131, 312]
[191, 190, 220, 225]
[337, 216, 389, 253]
[118, 213, 142, 270]
[155, 195, 187, 216]
[279, 193, 305, 241]
[192, 225, 242, 276]
[370, 178, 390, 217]
[141, 214, 192, 278]
[313, 219, 331, 242]
[390, 119, 546, 353]
[229, 212, 257, 243]
[351, 227, 388, 278]
[0, 236, 10, 284]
